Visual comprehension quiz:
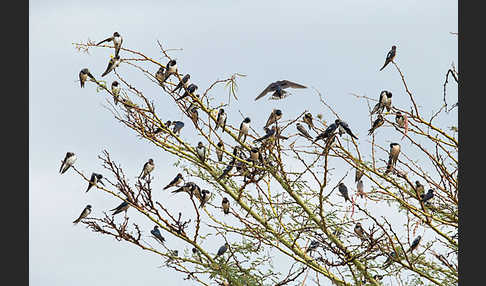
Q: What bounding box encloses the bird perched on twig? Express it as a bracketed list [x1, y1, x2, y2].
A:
[111, 81, 121, 105]
[222, 197, 230, 214]
[196, 142, 207, 162]
[73, 205, 92, 224]
[338, 182, 350, 202]
[354, 222, 367, 240]
[215, 109, 227, 132]
[337, 120, 358, 139]
[255, 80, 307, 101]
[380, 45, 396, 71]
[407, 235, 422, 253]
[238, 117, 251, 143]
[385, 143, 400, 175]
[86, 173, 104, 193]
[264, 109, 283, 129]
[101, 55, 121, 77]
[163, 173, 184, 190]
[303, 112, 314, 130]
[97, 32, 123, 57]
[110, 201, 129, 216]
[172, 74, 190, 93]
[368, 114, 384, 135]
[79, 68, 95, 88]
[214, 243, 229, 259]
[420, 189, 434, 203]
[176, 83, 198, 101]
[371, 91, 393, 115]
[151, 225, 165, 243]
[216, 141, 225, 162]
[296, 123, 313, 140]
[59, 152, 77, 174]
[139, 159, 155, 180]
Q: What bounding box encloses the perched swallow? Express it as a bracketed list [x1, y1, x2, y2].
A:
[338, 120, 358, 139]
[380, 45, 396, 71]
[86, 172, 104, 193]
[216, 141, 225, 162]
[303, 112, 314, 130]
[172, 182, 201, 201]
[111, 201, 129, 215]
[371, 91, 393, 114]
[420, 189, 434, 203]
[176, 83, 198, 101]
[368, 114, 385, 135]
[155, 66, 166, 84]
[163, 59, 177, 82]
[139, 158, 155, 180]
[383, 251, 398, 267]
[218, 160, 235, 180]
[97, 32, 123, 57]
[338, 182, 350, 202]
[215, 243, 229, 258]
[101, 55, 121, 77]
[111, 81, 121, 105]
[255, 80, 307, 101]
[385, 143, 400, 174]
[73, 205, 92, 224]
[192, 247, 203, 262]
[264, 109, 283, 129]
[238, 117, 251, 143]
[314, 120, 339, 143]
[79, 68, 95, 88]
[163, 173, 184, 190]
[172, 74, 190, 93]
[249, 147, 263, 164]
[415, 180, 425, 196]
[306, 240, 320, 253]
[357, 179, 364, 198]
[215, 109, 227, 133]
[355, 168, 364, 183]
[222, 197, 230, 214]
[188, 106, 199, 127]
[354, 222, 367, 240]
[59, 152, 77, 174]
[296, 123, 313, 140]
[395, 111, 406, 128]
[196, 142, 207, 162]
[151, 225, 165, 243]
[172, 121, 184, 135]
[408, 235, 422, 253]
[199, 189, 210, 208]
[254, 126, 276, 143]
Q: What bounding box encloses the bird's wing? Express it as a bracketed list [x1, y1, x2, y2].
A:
[281, 80, 307, 89]
[254, 83, 276, 100]
[101, 59, 114, 77]
[97, 36, 113, 45]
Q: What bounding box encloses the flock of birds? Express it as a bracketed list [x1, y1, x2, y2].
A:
[69, 32, 435, 272]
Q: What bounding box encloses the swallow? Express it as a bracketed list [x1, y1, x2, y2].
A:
[172, 121, 184, 135]
[216, 141, 225, 162]
[155, 66, 166, 84]
[395, 111, 406, 128]
[255, 80, 307, 101]
[218, 160, 235, 180]
[79, 68, 95, 88]
[355, 168, 364, 183]
[86, 173, 104, 193]
[314, 119, 342, 143]
[199, 189, 210, 208]
[249, 147, 263, 165]
[163, 59, 177, 83]
[101, 55, 121, 77]
[385, 143, 400, 174]
[111, 201, 129, 215]
[222, 197, 230, 214]
[407, 235, 422, 253]
[296, 123, 313, 140]
[338, 182, 350, 202]
[192, 247, 202, 262]
[371, 91, 393, 114]
[215, 243, 229, 259]
[151, 225, 165, 243]
[354, 222, 367, 240]
[154, 121, 172, 135]
[383, 251, 398, 267]
[254, 126, 276, 143]
[172, 74, 190, 93]
[238, 117, 251, 143]
[420, 189, 434, 203]
[415, 180, 425, 196]
[357, 179, 364, 198]
[111, 81, 121, 105]
[214, 109, 228, 133]
[380, 45, 396, 71]
[264, 109, 283, 129]
[188, 106, 199, 127]
[368, 114, 385, 135]
[196, 142, 207, 162]
[306, 240, 320, 253]
[338, 120, 358, 139]
[139, 158, 155, 180]
[172, 182, 201, 201]
[59, 152, 77, 174]
[163, 173, 184, 190]
[73, 205, 92, 224]
[97, 32, 123, 57]
[175, 83, 198, 101]
[303, 112, 314, 130]
[373, 275, 384, 281]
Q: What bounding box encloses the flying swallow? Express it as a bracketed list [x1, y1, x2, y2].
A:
[188, 106, 199, 127]
[238, 117, 251, 143]
[357, 179, 364, 198]
[264, 109, 283, 129]
[371, 91, 393, 115]
[380, 45, 396, 71]
[215, 109, 227, 132]
[415, 181, 425, 196]
[59, 152, 77, 174]
[407, 235, 422, 253]
[86, 172, 104, 193]
[296, 123, 313, 140]
[172, 121, 184, 135]
[368, 114, 385, 135]
[222, 197, 230, 214]
[338, 182, 350, 202]
[355, 168, 364, 183]
[151, 225, 165, 243]
[163, 173, 184, 190]
[172, 74, 190, 93]
[420, 189, 434, 203]
[216, 141, 225, 162]
[199, 189, 210, 208]
[97, 32, 123, 57]
[215, 243, 229, 259]
[79, 68, 95, 88]
[218, 160, 235, 180]
[303, 112, 314, 130]
[354, 222, 367, 240]
[338, 120, 358, 139]
[163, 59, 177, 82]
[306, 240, 320, 253]
[313, 120, 339, 143]
[111, 81, 121, 105]
[73, 205, 92, 224]
[139, 158, 155, 180]
[385, 143, 400, 174]
[255, 80, 307, 101]
[155, 66, 166, 84]
[395, 111, 406, 128]
[101, 55, 121, 77]
[196, 142, 207, 162]
[176, 83, 198, 101]
[111, 201, 129, 215]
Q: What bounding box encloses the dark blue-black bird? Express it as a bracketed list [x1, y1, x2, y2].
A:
[408, 235, 422, 253]
[101, 55, 121, 77]
[97, 32, 123, 57]
[86, 173, 104, 193]
[79, 68, 95, 88]
[371, 91, 393, 115]
[151, 225, 165, 243]
[338, 182, 350, 202]
[313, 120, 340, 143]
[215, 109, 227, 132]
[255, 80, 307, 101]
[420, 189, 434, 203]
[214, 242, 229, 259]
[172, 121, 184, 135]
[59, 152, 77, 174]
[163, 173, 184, 190]
[383, 251, 398, 267]
[380, 45, 396, 71]
[218, 160, 235, 181]
[163, 59, 177, 82]
[176, 83, 198, 101]
[338, 120, 358, 139]
[306, 240, 320, 253]
[254, 126, 276, 143]
[368, 114, 384, 135]
[111, 201, 129, 215]
[172, 74, 190, 93]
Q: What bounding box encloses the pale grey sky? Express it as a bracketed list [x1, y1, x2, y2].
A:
[30, 1, 457, 285]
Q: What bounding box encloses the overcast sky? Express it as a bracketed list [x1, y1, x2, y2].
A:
[30, 1, 457, 285]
